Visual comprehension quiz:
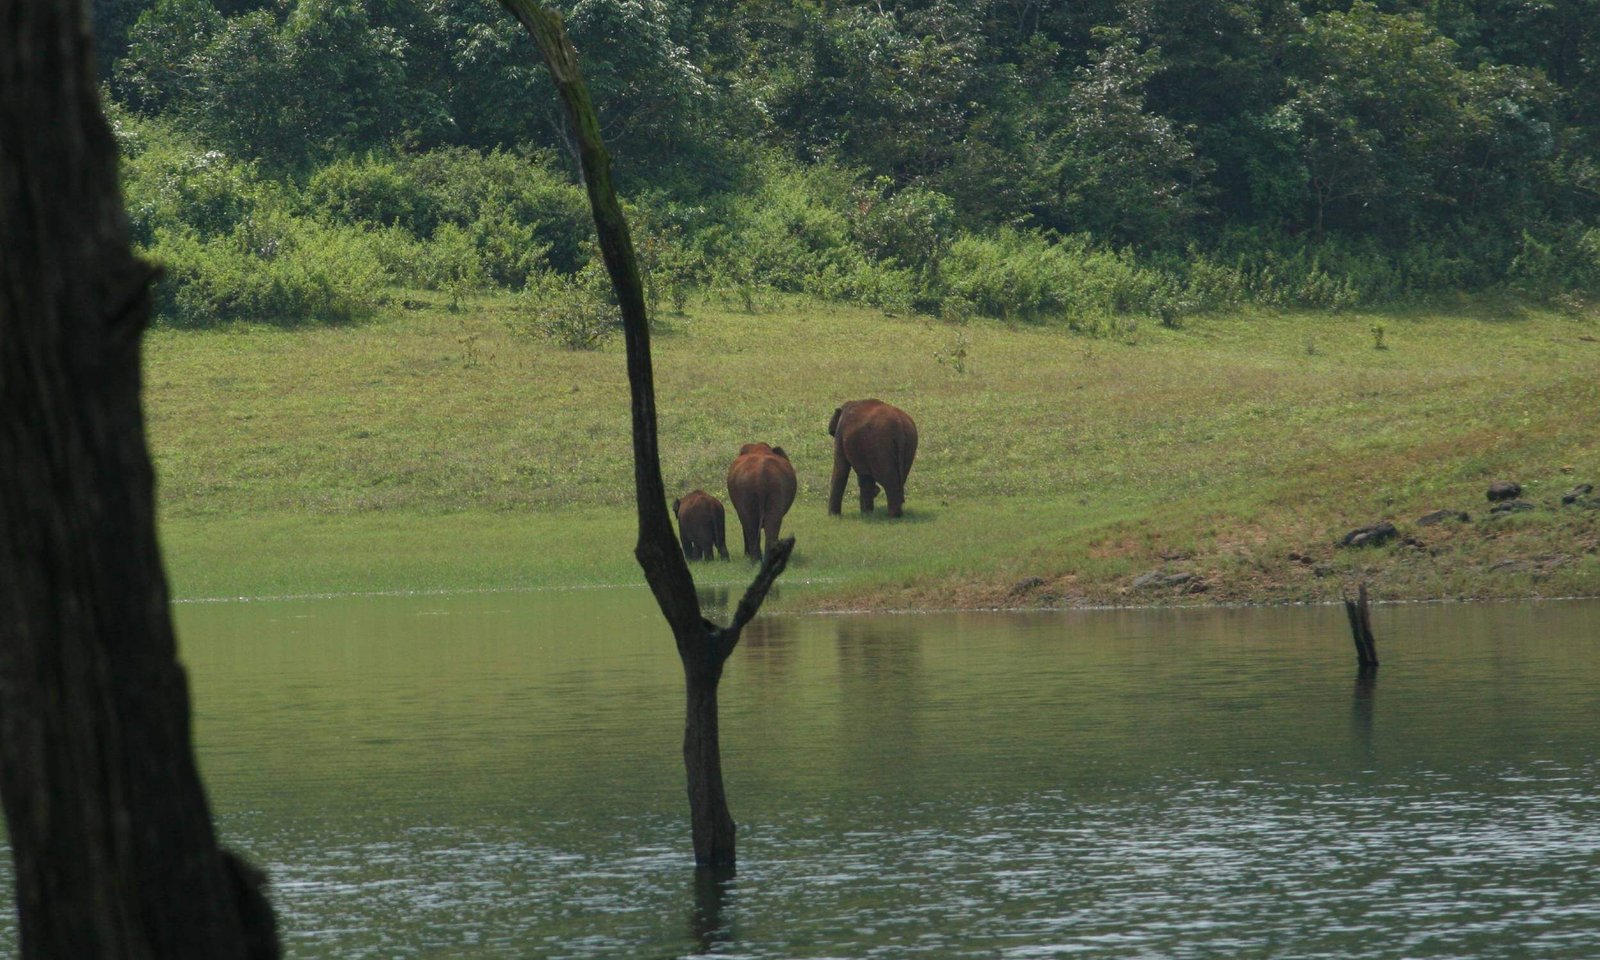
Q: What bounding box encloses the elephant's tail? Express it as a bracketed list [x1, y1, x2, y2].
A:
[755, 488, 778, 530]
[893, 425, 918, 486]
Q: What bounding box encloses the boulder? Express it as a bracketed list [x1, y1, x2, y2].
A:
[1416, 509, 1469, 526]
[1488, 554, 1574, 577]
[1489, 499, 1535, 515]
[1010, 576, 1046, 595]
[1132, 570, 1195, 590]
[1339, 522, 1398, 548]
[1561, 483, 1594, 505]
[1487, 481, 1522, 502]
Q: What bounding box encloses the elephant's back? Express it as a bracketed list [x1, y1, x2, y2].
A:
[681, 490, 723, 520]
[756, 453, 797, 492]
[841, 402, 916, 485]
[851, 400, 914, 434]
[729, 452, 795, 501]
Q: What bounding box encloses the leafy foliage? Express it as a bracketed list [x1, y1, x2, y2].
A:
[1031, 28, 1211, 246]
[1277, 2, 1556, 239]
[942, 228, 1166, 328]
[119, 0, 437, 165]
[103, 0, 1600, 324]
[151, 213, 389, 327]
[508, 262, 619, 349]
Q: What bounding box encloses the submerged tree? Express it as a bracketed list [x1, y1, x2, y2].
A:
[0, 0, 278, 955]
[496, 0, 792, 868]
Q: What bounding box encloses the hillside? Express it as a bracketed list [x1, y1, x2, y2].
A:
[149, 294, 1600, 608]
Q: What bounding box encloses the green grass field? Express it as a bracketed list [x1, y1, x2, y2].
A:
[149, 293, 1600, 609]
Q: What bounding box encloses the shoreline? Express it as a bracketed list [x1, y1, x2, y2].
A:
[167, 575, 1600, 615]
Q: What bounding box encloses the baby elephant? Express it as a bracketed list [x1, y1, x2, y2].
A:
[673, 489, 729, 561]
[726, 443, 798, 561]
[829, 398, 918, 517]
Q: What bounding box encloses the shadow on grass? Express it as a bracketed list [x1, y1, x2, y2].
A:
[1377, 294, 1538, 325]
[647, 313, 696, 338]
[851, 506, 937, 524]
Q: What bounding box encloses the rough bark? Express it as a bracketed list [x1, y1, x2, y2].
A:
[0, 0, 278, 955]
[497, 0, 793, 867]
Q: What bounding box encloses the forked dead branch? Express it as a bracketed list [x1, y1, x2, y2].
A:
[496, 0, 794, 868]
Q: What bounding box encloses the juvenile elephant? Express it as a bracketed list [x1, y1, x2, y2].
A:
[673, 489, 729, 561]
[828, 399, 918, 517]
[726, 443, 798, 561]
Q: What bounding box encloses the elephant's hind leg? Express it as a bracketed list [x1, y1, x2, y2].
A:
[734, 504, 761, 561]
[886, 432, 915, 518]
[761, 513, 786, 560]
[857, 471, 879, 514]
[828, 454, 850, 515]
[883, 477, 906, 518]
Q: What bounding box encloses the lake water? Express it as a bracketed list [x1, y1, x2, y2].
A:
[2, 591, 1598, 957]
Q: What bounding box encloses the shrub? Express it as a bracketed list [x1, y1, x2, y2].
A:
[417, 223, 489, 309]
[146, 213, 388, 327]
[508, 263, 619, 350]
[400, 147, 593, 277]
[466, 210, 552, 290]
[121, 135, 276, 244]
[1177, 253, 1249, 313]
[809, 259, 917, 313]
[715, 158, 862, 292]
[852, 183, 957, 273]
[634, 223, 702, 316]
[305, 156, 433, 231]
[304, 148, 588, 288]
[940, 228, 1165, 327]
[1510, 227, 1600, 297]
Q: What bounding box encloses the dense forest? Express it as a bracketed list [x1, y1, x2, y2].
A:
[96, 0, 1600, 331]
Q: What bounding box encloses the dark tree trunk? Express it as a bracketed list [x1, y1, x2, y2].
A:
[0, 0, 278, 956]
[684, 664, 736, 865]
[497, 0, 794, 867]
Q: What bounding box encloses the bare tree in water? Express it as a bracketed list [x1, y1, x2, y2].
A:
[497, 0, 793, 868]
[0, 0, 279, 955]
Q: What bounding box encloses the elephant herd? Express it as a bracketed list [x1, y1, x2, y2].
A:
[672, 398, 919, 562]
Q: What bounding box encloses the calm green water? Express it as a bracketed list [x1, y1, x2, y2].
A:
[3, 592, 1599, 957]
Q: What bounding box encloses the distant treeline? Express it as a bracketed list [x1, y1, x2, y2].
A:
[98, 0, 1600, 328]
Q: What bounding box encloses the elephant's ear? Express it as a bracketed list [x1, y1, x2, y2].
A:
[772, 446, 787, 459]
[828, 406, 842, 437]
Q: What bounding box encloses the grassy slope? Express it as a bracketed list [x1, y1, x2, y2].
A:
[148, 294, 1600, 608]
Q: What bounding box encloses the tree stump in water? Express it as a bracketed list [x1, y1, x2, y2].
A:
[1343, 582, 1380, 670]
[496, 0, 795, 867]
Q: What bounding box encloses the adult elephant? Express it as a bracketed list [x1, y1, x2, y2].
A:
[673, 489, 729, 561]
[828, 399, 918, 517]
[726, 443, 798, 561]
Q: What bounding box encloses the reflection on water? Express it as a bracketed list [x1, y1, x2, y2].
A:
[687, 867, 734, 955]
[694, 585, 731, 619]
[1, 594, 1598, 957]
[1351, 668, 1378, 756]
